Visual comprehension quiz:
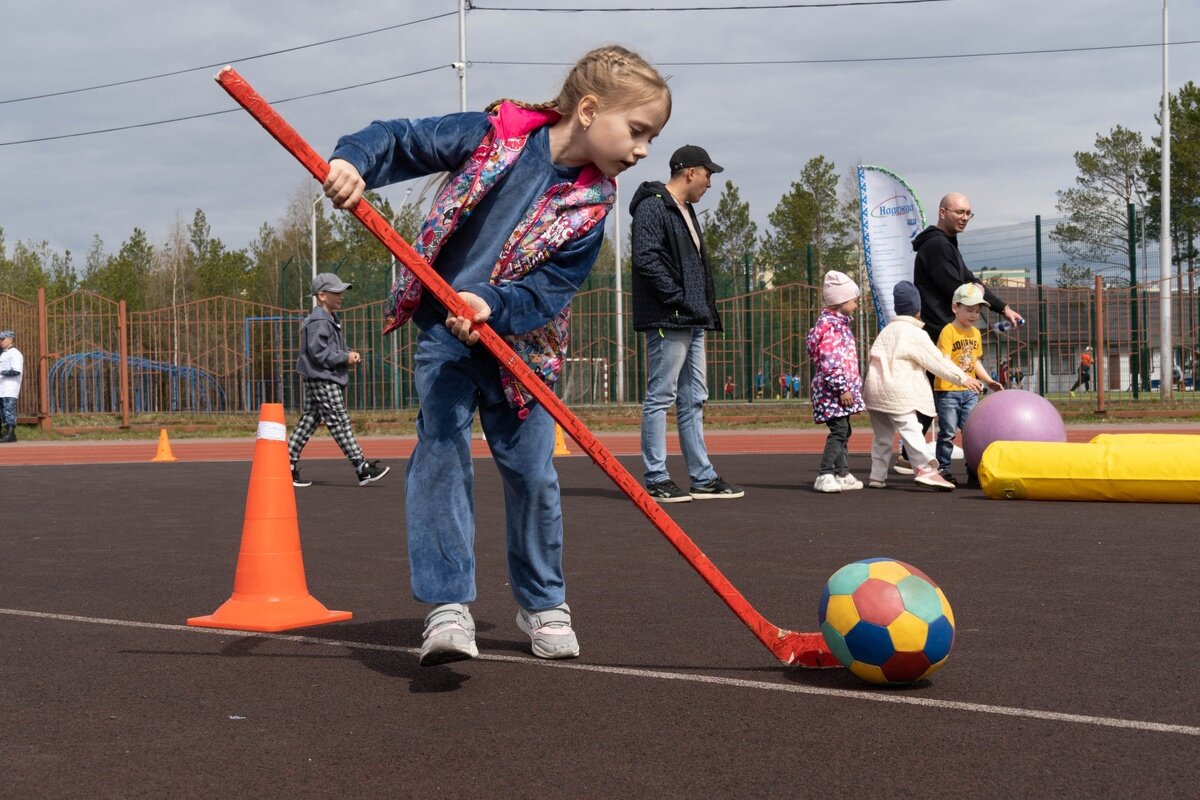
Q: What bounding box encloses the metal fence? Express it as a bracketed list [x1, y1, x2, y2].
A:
[4, 268, 1197, 428]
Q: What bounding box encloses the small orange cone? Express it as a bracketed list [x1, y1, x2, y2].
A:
[151, 428, 178, 462]
[188, 403, 351, 632]
[553, 424, 571, 456]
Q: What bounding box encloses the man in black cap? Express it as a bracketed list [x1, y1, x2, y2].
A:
[628, 145, 743, 503]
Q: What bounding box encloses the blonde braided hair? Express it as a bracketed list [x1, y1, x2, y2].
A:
[486, 45, 671, 117]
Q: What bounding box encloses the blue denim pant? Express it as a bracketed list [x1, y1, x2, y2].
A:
[406, 325, 564, 611]
[0, 397, 16, 428]
[640, 327, 717, 487]
[934, 390, 979, 470]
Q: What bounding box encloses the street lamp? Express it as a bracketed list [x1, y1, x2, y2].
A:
[311, 194, 322, 307]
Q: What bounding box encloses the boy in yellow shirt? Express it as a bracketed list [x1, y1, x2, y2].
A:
[934, 283, 1004, 485]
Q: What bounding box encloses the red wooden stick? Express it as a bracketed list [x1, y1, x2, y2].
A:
[215, 66, 835, 668]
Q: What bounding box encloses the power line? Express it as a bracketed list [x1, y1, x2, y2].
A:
[475, 38, 1200, 67]
[0, 12, 456, 106]
[0, 66, 449, 148]
[473, 0, 947, 9]
[7, 36, 1196, 147]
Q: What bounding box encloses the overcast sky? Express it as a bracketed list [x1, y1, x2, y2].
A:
[2, 0, 1197, 268]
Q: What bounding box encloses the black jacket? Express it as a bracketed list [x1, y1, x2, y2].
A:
[628, 181, 721, 332]
[911, 226, 1006, 343]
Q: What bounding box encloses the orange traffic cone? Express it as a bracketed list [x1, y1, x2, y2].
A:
[553, 424, 571, 456]
[151, 428, 177, 462]
[188, 403, 352, 632]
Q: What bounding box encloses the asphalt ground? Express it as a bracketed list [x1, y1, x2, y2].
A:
[2, 436, 1198, 798]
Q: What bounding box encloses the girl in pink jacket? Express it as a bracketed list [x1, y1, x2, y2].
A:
[862, 282, 982, 491]
[806, 271, 866, 493]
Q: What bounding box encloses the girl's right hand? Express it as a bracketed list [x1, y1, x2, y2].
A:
[445, 292, 492, 345]
[324, 158, 365, 209]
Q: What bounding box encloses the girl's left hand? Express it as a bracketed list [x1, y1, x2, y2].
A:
[839, 390, 855, 407]
[446, 292, 491, 345]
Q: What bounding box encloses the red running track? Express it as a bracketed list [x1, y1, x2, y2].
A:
[2, 423, 1198, 466]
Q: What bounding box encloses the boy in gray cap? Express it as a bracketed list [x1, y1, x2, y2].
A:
[0, 329, 22, 442]
[287, 273, 389, 487]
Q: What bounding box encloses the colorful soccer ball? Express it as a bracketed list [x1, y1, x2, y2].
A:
[818, 558, 956, 685]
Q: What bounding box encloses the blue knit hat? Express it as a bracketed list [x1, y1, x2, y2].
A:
[0, 330, 14, 340]
[893, 281, 921, 316]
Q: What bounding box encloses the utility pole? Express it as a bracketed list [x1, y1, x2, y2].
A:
[455, 0, 469, 112]
[311, 194, 322, 307]
[614, 185, 625, 403]
[1159, 0, 1173, 399]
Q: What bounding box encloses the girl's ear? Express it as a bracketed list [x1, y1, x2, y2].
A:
[576, 94, 600, 129]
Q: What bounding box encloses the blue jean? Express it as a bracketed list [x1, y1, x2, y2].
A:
[934, 390, 979, 470]
[405, 325, 564, 611]
[640, 327, 717, 487]
[0, 397, 15, 428]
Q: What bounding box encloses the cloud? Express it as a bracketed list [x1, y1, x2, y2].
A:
[1, 0, 1196, 267]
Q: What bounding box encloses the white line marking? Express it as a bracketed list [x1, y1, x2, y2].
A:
[3, 607, 1196, 737]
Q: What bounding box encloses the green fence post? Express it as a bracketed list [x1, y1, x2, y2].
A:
[1129, 203, 1140, 399]
[805, 244, 816, 394]
[1036, 215, 1047, 395]
[743, 252, 753, 403]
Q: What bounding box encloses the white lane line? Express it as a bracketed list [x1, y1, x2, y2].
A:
[3, 607, 1197, 737]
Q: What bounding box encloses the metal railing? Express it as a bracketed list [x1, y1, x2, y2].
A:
[4, 270, 1197, 427]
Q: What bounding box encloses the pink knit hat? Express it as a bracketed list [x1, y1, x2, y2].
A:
[822, 271, 860, 306]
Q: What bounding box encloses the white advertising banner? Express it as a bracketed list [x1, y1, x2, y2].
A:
[857, 165, 926, 327]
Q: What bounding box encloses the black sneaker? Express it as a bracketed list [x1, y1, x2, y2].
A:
[937, 468, 960, 487]
[645, 479, 692, 503]
[356, 460, 390, 486]
[689, 476, 745, 500]
[291, 465, 312, 488]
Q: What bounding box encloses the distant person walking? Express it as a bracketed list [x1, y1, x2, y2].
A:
[1069, 347, 1093, 396]
[0, 330, 23, 443]
[288, 273, 390, 488]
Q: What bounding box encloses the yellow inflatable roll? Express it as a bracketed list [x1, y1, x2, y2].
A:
[978, 437, 1200, 502]
[1088, 433, 1200, 446]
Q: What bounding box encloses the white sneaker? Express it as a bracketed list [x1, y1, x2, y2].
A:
[837, 473, 864, 491]
[813, 474, 842, 493]
[419, 603, 478, 666]
[516, 603, 580, 659]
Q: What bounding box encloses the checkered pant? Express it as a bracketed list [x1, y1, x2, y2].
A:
[288, 378, 364, 466]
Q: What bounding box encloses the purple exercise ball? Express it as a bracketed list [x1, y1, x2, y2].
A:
[962, 389, 1067, 470]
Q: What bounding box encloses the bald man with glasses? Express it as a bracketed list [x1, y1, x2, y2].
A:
[912, 193, 1022, 342]
[893, 193, 1024, 476]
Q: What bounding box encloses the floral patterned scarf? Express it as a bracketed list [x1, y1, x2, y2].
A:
[383, 102, 614, 415]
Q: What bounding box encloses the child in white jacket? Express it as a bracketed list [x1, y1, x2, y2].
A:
[862, 281, 983, 490]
